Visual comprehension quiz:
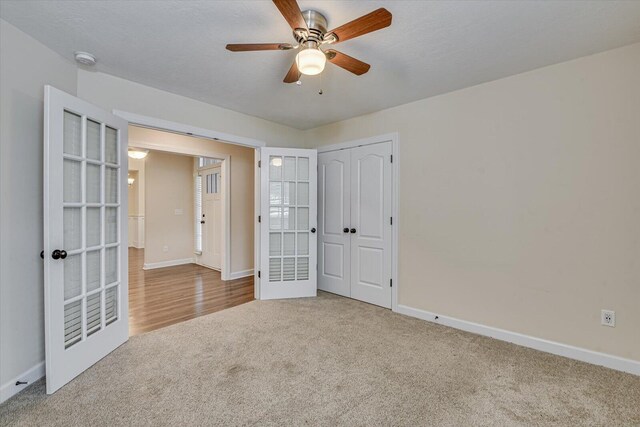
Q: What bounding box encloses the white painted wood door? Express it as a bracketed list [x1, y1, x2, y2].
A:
[318, 150, 351, 297]
[350, 142, 393, 308]
[259, 148, 317, 299]
[44, 86, 129, 394]
[200, 165, 222, 270]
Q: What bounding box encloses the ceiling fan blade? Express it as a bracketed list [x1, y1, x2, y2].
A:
[283, 60, 299, 83]
[326, 8, 392, 43]
[325, 50, 370, 75]
[273, 0, 308, 31]
[226, 43, 293, 52]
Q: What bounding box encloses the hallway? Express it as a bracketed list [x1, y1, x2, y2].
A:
[128, 248, 254, 335]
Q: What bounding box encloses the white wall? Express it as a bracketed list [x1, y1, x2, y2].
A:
[129, 126, 255, 275]
[0, 20, 78, 393]
[304, 43, 640, 362]
[143, 151, 194, 267]
[76, 70, 305, 148]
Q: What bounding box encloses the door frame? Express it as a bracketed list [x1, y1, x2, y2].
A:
[113, 110, 265, 282]
[316, 133, 399, 312]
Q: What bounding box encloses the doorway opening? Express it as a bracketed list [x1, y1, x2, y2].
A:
[126, 126, 255, 335]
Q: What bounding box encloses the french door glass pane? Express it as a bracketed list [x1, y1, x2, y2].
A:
[269, 157, 282, 180]
[297, 157, 309, 180]
[283, 232, 295, 256]
[105, 286, 118, 325]
[297, 207, 309, 230]
[63, 159, 82, 203]
[269, 207, 282, 230]
[63, 111, 82, 156]
[297, 182, 309, 205]
[283, 157, 296, 181]
[64, 254, 82, 300]
[86, 164, 101, 203]
[105, 127, 118, 164]
[297, 233, 308, 256]
[297, 257, 309, 280]
[269, 258, 281, 281]
[269, 233, 281, 256]
[105, 207, 118, 244]
[269, 182, 282, 205]
[86, 250, 101, 291]
[283, 182, 295, 205]
[64, 300, 82, 348]
[86, 208, 101, 247]
[283, 258, 295, 281]
[86, 119, 101, 161]
[105, 167, 118, 203]
[283, 207, 295, 230]
[105, 247, 118, 285]
[86, 292, 102, 336]
[64, 207, 82, 251]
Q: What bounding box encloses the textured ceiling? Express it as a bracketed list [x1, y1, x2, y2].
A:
[2, 1, 640, 129]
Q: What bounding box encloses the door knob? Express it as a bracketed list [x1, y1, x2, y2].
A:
[51, 249, 68, 260]
[343, 228, 349, 233]
[311, 228, 316, 233]
[350, 228, 356, 234]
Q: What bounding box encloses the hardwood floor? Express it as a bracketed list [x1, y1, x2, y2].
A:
[128, 248, 254, 335]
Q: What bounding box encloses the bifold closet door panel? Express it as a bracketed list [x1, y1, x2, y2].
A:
[350, 142, 393, 308]
[318, 150, 351, 297]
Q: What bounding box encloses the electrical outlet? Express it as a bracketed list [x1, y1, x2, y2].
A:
[601, 309, 615, 327]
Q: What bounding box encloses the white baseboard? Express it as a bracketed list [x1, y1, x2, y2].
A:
[227, 269, 254, 280]
[143, 258, 195, 270]
[396, 304, 640, 376]
[0, 361, 45, 404]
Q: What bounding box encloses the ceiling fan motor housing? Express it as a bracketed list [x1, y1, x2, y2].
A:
[295, 10, 329, 45]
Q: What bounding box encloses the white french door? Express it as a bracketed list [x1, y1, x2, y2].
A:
[318, 142, 393, 308]
[44, 86, 129, 394]
[259, 148, 317, 299]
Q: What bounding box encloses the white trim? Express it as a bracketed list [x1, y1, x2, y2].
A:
[143, 258, 195, 270]
[254, 150, 261, 300]
[112, 110, 266, 148]
[0, 362, 45, 404]
[227, 269, 255, 280]
[315, 133, 400, 311]
[396, 304, 640, 376]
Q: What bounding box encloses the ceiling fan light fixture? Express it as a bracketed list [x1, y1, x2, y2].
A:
[296, 45, 326, 76]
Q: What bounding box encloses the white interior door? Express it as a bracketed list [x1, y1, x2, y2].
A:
[259, 148, 317, 299]
[318, 150, 351, 297]
[44, 86, 129, 394]
[350, 142, 393, 308]
[200, 165, 222, 270]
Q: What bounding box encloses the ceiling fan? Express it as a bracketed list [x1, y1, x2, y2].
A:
[226, 0, 392, 83]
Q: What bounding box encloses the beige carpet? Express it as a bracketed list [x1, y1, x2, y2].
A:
[1, 292, 639, 426]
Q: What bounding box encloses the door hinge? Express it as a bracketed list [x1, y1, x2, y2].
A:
[258, 270, 261, 278]
[390, 278, 393, 287]
[258, 215, 261, 223]
[390, 217, 393, 225]
[258, 160, 261, 168]
[390, 154, 393, 163]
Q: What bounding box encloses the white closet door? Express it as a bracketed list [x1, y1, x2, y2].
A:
[350, 142, 393, 308]
[44, 86, 129, 393]
[259, 147, 317, 299]
[318, 150, 351, 297]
